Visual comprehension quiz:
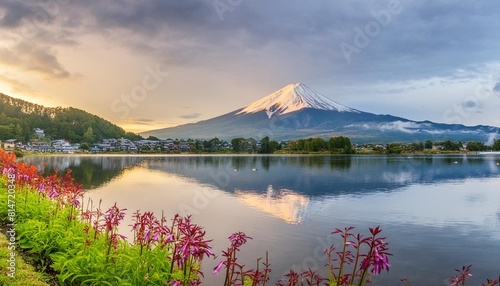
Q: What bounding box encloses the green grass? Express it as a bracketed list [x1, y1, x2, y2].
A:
[0, 231, 52, 286]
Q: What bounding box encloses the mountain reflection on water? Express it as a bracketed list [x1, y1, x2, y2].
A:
[19, 154, 500, 285]
[235, 185, 311, 224]
[21, 154, 500, 195]
[20, 154, 500, 225]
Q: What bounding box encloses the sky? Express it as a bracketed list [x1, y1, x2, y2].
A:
[1, 0, 500, 133]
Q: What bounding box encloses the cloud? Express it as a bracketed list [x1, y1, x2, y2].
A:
[0, 1, 35, 28]
[0, 41, 72, 79]
[179, 113, 202, 119]
[122, 118, 162, 125]
[0, 74, 34, 94]
[378, 121, 424, 134]
[354, 121, 428, 134]
[1, 0, 500, 131]
[493, 82, 500, 93]
[7, 0, 499, 85]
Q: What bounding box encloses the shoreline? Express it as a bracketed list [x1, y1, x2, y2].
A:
[18, 150, 500, 159]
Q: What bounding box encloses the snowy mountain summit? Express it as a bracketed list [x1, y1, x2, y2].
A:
[237, 83, 359, 118]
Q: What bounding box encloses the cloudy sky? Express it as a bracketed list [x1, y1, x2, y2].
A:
[1, 0, 500, 133]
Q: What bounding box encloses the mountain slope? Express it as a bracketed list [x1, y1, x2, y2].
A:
[141, 83, 500, 143]
[0, 93, 131, 142]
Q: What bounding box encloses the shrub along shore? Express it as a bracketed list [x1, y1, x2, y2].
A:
[0, 148, 498, 286]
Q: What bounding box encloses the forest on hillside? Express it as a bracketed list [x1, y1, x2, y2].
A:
[0, 93, 137, 143]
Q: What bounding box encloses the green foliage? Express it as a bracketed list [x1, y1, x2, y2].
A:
[14, 149, 24, 158]
[0, 181, 197, 285]
[80, 143, 90, 151]
[466, 141, 488, 152]
[493, 139, 500, 151]
[259, 136, 279, 154]
[386, 143, 403, 154]
[437, 140, 462, 151]
[286, 136, 353, 154]
[0, 230, 51, 285]
[424, 140, 433, 150]
[123, 132, 143, 141]
[82, 127, 96, 143]
[0, 93, 139, 143]
[231, 137, 245, 153]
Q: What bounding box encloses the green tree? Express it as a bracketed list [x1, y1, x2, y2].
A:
[231, 137, 245, 153]
[82, 127, 96, 143]
[14, 123, 23, 141]
[0, 125, 13, 140]
[328, 136, 353, 154]
[440, 140, 462, 151]
[80, 142, 90, 151]
[466, 141, 486, 151]
[309, 138, 326, 152]
[123, 132, 143, 141]
[424, 140, 433, 150]
[387, 143, 403, 154]
[259, 136, 273, 154]
[410, 142, 424, 152]
[493, 139, 500, 151]
[270, 140, 280, 152]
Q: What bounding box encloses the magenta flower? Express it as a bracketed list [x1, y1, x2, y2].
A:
[228, 231, 252, 249]
[370, 245, 391, 274]
[103, 203, 127, 233]
[449, 265, 473, 286]
[213, 261, 225, 274]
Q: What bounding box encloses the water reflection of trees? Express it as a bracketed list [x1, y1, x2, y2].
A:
[22, 155, 499, 196]
[280, 155, 352, 170]
[146, 155, 353, 171]
[21, 156, 146, 189]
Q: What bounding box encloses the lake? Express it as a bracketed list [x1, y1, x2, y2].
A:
[21, 154, 500, 285]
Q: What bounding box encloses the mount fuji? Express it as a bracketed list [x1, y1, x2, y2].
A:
[141, 83, 499, 143]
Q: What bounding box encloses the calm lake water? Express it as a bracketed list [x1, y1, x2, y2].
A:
[21, 154, 500, 285]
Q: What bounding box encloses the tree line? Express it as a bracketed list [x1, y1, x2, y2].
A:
[139, 136, 354, 154]
[0, 93, 138, 142]
[147, 137, 500, 154]
[384, 139, 500, 153]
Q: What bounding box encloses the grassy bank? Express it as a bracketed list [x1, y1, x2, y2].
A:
[0, 231, 51, 285]
[1, 148, 499, 286]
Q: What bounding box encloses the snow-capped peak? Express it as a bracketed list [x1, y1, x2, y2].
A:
[237, 83, 359, 117]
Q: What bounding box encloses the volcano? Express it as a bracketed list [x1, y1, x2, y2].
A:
[141, 83, 499, 143]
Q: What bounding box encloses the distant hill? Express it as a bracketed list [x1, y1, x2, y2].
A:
[0, 93, 134, 142]
[141, 83, 500, 143]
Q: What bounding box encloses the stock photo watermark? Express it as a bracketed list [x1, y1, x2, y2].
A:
[442, 81, 500, 125]
[213, 0, 243, 21]
[285, 232, 335, 277]
[178, 160, 236, 217]
[110, 65, 169, 119]
[21, 0, 72, 39]
[5, 169, 17, 279]
[340, 0, 409, 63]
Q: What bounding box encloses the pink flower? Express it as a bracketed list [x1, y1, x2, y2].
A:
[171, 280, 181, 286]
[213, 261, 225, 274]
[228, 231, 252, 249]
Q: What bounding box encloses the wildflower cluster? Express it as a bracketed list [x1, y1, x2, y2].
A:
[0, 149, 214, 285]
[214, 231, 271, 286]
[277, 226, 391, 286]
[447, 264, 500, 286]
[1, 148, 499, 286]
